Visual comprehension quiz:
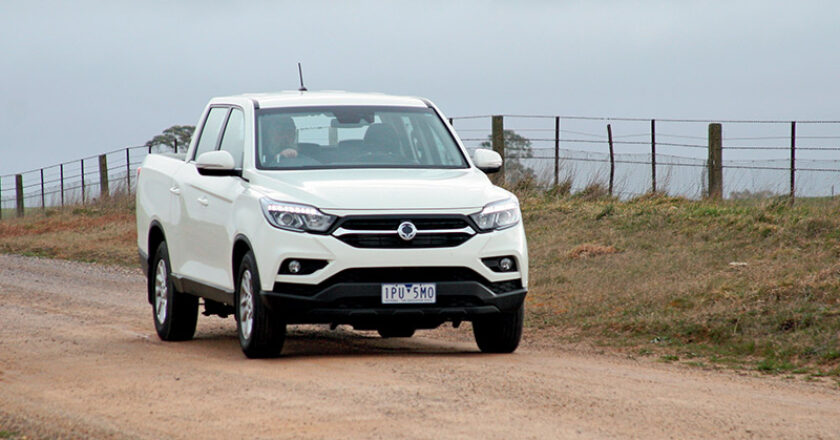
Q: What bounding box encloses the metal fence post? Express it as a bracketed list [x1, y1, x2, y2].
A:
[15, 174, 24, 217]
[60, 164, 65, 207]
[607, 124, 615, 196]
[40, 168, 45, 210]
[651, 119, 657, 193]
[491, 115, 505, 185]
[81, 159, 86, 205]
[99, 154, 109, 199]
[790, 121, 796, 205]
[554, 116, 560, 187]
[126, 148, 131, 191]
[708, 123, 723, 199]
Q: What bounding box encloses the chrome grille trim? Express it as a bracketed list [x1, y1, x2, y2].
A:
[332, 226, 476, 237]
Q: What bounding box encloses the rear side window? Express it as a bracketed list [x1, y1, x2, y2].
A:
[219, 108, 245, 168]
[193, 107, 229, 160]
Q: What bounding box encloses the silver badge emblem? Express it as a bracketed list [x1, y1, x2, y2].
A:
[397, 221, 417, 241]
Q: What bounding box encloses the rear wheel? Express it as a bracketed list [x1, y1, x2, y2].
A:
[473, 303, 524, 353]
[236, 251, 285, 358]
[151, 241, 198, 341]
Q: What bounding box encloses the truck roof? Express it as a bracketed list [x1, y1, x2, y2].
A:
[217, 91, 430, 109]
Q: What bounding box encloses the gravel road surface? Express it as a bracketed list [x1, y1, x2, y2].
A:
[1, 254, 838, 439]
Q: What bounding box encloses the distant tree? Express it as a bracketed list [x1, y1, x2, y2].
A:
[145, 125, 195, 153]
[480, 129, 536, 183]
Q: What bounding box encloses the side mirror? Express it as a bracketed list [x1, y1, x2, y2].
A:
[195, 150, 239, 176]
[473, 148, 503, 174]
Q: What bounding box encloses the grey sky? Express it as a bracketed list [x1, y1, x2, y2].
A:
[1, 0, 838, 176]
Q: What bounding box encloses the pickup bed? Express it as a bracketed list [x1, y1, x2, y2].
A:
[136, 91, 528, 357]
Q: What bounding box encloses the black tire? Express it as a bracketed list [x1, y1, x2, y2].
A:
[236, 251, 285, 358]
[472, 303, 524, 353]
[150, 241, 198, 341]
[377, 326, 416, 338]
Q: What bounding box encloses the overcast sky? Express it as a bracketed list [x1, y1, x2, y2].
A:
[1, 0, 838, 176]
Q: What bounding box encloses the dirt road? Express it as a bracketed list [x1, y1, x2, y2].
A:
[0, 254, 838, 439]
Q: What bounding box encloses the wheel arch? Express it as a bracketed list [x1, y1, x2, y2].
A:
[147, 221, 167, 304]
[232, 234, 254, 281]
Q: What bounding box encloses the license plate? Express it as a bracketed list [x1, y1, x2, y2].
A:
[381, 283, 436, 304]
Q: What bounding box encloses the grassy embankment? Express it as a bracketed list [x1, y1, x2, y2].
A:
[1, 189, 839, 377]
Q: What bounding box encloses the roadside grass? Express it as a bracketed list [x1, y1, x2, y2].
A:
[0, 429, 22, 440]
[517, 185, 840, 377]
[1, 186, 839, 377]
[0, 193, 136, 266]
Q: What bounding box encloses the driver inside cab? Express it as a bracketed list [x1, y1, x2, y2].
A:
[260, 116, 298, 165]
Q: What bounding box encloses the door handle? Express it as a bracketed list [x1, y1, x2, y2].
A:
[169, 186, 181, 196]
[197, 196, 209, 206]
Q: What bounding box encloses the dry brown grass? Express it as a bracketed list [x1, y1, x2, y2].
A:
[567, 244, 620, 259]
[520, 191, 840, 376]
[0, 194, 136, 266]
[1, 189, 839, 376]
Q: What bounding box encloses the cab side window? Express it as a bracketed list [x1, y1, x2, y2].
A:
[219, 108, 245, 168]
[193, 107, 229, 161]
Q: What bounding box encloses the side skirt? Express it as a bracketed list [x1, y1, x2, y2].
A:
[170, 274, 235, 306]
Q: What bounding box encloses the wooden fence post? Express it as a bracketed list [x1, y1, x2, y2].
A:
[554, 116, 560, 187]
[15, 174, 24, 217]
[651, 119, 657, 193]
[708, 123, 723, 199]
[607, 123, 615, 196]
[790, 121, 796, 205]
[491, 115, 505, 185]
[99, 154, 109, 199]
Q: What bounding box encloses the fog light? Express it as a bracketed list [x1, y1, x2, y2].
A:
[499, 257, 514, 272]
[288, 260, 302, 274]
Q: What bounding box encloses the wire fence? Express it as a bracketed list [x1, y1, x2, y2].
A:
[0, 145, 162, 218]
[451, 115, 840, 200]
[3, 114, 840, 218]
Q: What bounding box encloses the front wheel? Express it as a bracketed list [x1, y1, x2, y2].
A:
[236, 251, 285, 358]
[472, 303, 524, 353]
[151, 241, 198, 341]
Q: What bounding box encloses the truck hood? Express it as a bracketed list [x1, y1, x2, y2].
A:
[246, 168, 512, 211]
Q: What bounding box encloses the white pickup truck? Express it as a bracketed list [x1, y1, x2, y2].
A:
[136, 91, 528, 358]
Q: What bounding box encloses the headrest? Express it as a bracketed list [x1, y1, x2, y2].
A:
[363, 123, 398, 146]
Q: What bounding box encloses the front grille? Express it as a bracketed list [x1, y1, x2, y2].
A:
[341, 217, 470, 231]
[338, 234, 472, 248]
[334, 215, 475, 249]
[273, 267, 522, 297]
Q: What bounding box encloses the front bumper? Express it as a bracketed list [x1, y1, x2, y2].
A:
[245, 209, 529, 328]
[249, 213, 530, 293]
[260, 270, 526, 328]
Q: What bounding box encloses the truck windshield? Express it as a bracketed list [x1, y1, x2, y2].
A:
[255, 106, 468, 170]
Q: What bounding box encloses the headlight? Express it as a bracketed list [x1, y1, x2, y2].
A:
[470, 198, 521, 231]
[259, 198, 336, 233]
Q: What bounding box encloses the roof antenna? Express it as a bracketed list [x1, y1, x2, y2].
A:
[297, 62, 307, 92]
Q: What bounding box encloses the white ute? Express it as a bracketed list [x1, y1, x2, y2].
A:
[136, 91, 528, 357]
